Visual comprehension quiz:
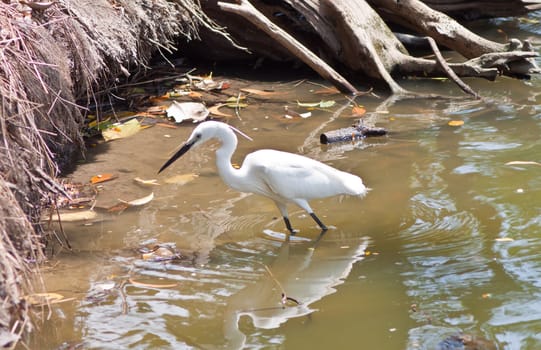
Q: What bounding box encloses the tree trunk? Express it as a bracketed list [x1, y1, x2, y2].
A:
[199, 0, 539, 93]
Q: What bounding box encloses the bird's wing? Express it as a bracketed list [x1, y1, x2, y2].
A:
[244, 150, 338, 200]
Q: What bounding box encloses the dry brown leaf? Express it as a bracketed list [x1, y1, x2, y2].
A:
[146, 106, 167, 115]
[352, 106, 366, 117]
[155, 122, 178, 129]
[189, 91, 203, 100]
[107, 202, 130, 213]
[90, 173, 117, 184]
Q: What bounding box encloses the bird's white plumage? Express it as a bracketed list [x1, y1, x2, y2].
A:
[159, 121, 367, 232]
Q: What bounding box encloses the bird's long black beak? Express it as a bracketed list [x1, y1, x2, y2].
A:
[158, 141, 193, 174]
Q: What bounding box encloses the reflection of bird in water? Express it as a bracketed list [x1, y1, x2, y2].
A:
[158, 121, 367, 233]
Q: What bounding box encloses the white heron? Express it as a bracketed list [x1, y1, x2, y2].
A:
[158, 121, 368, 233]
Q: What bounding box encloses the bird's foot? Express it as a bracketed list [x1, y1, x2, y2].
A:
[289, 228, 300, 236]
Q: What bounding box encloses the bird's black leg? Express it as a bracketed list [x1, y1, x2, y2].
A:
[283, 217, 297, 235]
[310, 213, 328, 231]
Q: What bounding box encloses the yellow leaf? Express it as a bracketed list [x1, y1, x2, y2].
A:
[102, 118, 141, 141]
[448, 120, 464, 126]
[128, 278, 177, 289]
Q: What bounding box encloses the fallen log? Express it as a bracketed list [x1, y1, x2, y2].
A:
[320, 125, 388, 144]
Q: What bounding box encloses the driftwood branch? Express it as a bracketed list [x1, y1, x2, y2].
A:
[217, 0, 359, 95]
[320, 125, 387, 144]
[425, 36, 481, 99]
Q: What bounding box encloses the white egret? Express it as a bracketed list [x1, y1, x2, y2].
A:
[158, 121, 367, 233]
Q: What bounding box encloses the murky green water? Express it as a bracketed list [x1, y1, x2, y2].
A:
[22, 17, 541, 350]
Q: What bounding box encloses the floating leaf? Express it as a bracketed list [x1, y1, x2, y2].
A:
[102, 118, 141, 141]
[208, 103, 234, 118]
[119, 192, 154, 206]
[448, 120, 464, 126]
[24, 292, 67, 306]
[107, 202, 129, 213]
[495, 237, 514, 242]
[225, 95, 248, 108]
[297, 100, 335, 108]
[240, 88, 285, 97]
[284, 106, 311, 119]
[46, 210, 98, 222]
[352, 106, 366, 117]
[164, 173, 198, 185]
[296, 101, 320, 108]
[313, 87, 340, 95]
[134, 177, 160, 186]
[166, 101, 209, 123]
[90, 173, 117, 184]
[505, 161, 541, 166]
[128, 278, 177, 289]
[319, 100, 336, 108]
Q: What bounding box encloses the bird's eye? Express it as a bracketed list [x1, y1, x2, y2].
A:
[195, 134, 201, 139]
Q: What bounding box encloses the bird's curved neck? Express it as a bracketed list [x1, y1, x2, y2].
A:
[215, 129, 243, 189]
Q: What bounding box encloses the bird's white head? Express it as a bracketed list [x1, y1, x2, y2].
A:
[158, 121, 251, 174]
